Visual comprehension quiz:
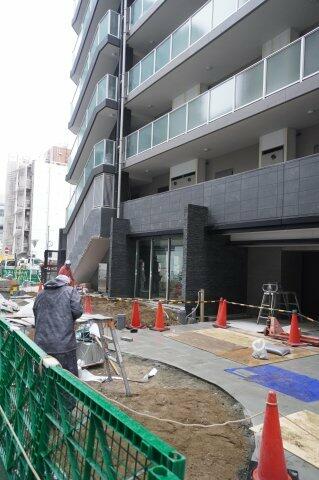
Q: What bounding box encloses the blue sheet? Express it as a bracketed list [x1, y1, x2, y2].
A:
[225, 365, 319, 402]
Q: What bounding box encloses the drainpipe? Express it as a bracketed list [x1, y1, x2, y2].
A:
[116, 0, 128, 218]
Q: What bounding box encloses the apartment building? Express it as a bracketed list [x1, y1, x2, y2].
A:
[0, 197, 4, 252]
[3, 156, 33, 257]
[66, 0, 319, 317]
[3, 149, 72, 260]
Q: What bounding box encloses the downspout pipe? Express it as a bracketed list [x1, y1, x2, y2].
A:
[116, 0, 128, 218]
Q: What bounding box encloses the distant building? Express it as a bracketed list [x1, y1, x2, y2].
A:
[44, 146, 70, 166]
[0, 196, 4, 252]
[3, 148, 72, 260]
[3, 155, 33, 257]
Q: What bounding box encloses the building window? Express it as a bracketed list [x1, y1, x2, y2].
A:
[134, 236, 183, 300]
[215, 168, 233, 179]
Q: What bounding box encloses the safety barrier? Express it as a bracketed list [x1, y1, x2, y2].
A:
[1, 268, 41, 285]
[0, 318, 186, 479]
[83, 294, 318, 324]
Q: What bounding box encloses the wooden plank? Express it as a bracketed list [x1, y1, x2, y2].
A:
[252, 410, 319, 468]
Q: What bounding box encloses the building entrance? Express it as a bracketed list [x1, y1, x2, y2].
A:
[134, 236, 183, 300]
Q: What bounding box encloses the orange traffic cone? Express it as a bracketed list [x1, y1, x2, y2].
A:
[38, 283, 43, 293]
[213, 299, 228, 329]
[253, 391, 292, 480]
[214, 297, 223, 323]
[287, 311, 303, 347]
[129, 300, 145, 329]
[83, 295, 93, 314]
[151, 301, 169, 332]
[269, 317, 285, 336]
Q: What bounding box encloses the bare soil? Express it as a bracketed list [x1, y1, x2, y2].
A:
[91, 297, 180, 327]
[90, 355, 254, 480]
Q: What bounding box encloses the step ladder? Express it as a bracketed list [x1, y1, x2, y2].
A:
[276, 291, 300, 315]
[257, 283, 278, 324]
[257, 283, 300, 324]
[97, 317, 131, 396]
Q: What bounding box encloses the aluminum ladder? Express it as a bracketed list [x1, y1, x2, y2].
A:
[100, 318, 131, 396]
[257, 283, 279, 324]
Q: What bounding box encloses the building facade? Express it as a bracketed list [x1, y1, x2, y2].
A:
[66, 0, 319, 317]
[3, 149, 72, 261]
[0, 196, 4, 252]
[3, 156, 33, 257]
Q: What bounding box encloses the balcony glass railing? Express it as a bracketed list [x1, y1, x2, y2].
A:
[129, 0, 158, 28]
[72, 10, 120, 113]
[66, 139, 115, 221]
[125, 27, 319, 159]
[73, 0, 97, 63]
[69, 74, 118, 168]
[127, 0, 250, 93]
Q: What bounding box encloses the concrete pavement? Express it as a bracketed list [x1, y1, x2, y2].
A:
[118, 320, 319, 479]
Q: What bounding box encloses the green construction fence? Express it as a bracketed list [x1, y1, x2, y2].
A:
[1, 268, 41, 284]
[0, 318, 186, 479]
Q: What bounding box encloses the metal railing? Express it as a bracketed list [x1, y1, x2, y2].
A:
[69, 74, 118, 169]
[72, 0, 97, 63]
[66, 139, 115, 222]
[129, 0, 158, 28]
[72, 10, 120, 113]
[126, 27, 319, 158]
[0, 319, 186, 479]
[127, 0, 250, 93]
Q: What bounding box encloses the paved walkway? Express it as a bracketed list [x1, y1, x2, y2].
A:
[118, 320, 319, 480]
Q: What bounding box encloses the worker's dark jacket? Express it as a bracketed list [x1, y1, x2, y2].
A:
[33, 279, 83, 354]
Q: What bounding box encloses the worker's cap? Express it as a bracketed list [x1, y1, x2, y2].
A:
[65, 260, 71, 265]
[55, 275, 70, 286]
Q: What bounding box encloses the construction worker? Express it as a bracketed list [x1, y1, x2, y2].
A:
[33, 274, 83, 377]
[58, 259, 75, 286]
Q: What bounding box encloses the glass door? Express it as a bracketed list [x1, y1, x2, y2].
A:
[169, 237, 183, 300]
[151, 238, 169, 299]
[135, 239, 151, 298]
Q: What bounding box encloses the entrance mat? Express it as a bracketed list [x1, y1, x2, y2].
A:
[167, 330, 319, 366]
[226, 365, 319, 402]
[251, 410, 319, 468]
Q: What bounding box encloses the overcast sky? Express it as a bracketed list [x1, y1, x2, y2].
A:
[0, 1, 76, 197]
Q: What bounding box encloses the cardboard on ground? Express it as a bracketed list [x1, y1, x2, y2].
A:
[252, 410, 319, 468]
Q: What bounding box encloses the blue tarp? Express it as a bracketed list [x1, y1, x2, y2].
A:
[226, 365, 319, 402]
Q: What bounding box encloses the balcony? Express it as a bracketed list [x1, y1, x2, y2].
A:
[71, 9, 120, 126]
[128, 0, 208, 57]
[127, 0, 250, 94]
[125, 27, 319, 166]
[71, 0, 121, 81]
[126, 0, 319, 124]
[123, 153, 319, 234]
[68, 74, 118, 180]
[66, 139, 115, 221]
[72, 0, 87, 33]
[129, 0, 158, 28]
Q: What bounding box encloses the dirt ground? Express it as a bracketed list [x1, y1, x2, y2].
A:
[90, 355, 254, 480]
[91, 296, 181, 327]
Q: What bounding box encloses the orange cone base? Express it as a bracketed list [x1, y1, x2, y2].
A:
[213, 322, 229, 329]
[150, 326, 170, 332]
[129, 324, 147, 330]
[248, 461, 298, 480]
[287, 340, 305, 347]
